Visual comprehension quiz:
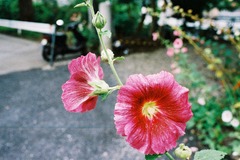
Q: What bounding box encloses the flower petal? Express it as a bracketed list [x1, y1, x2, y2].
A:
[68, 52, 103, 80]
[62, 72, 96, 112]
[61, 53, 104, 113]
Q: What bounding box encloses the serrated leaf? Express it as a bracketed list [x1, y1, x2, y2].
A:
[145, 154, 161, 160]
[193, 150, 227, 160]
[101, 30, 112, 38]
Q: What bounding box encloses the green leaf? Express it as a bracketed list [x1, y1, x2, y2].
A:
[145, 154, 161, 160]
[193, 149, 227, 160]
[74, 3, 87, 8]
[100, 30, 112, 38]
[100, 90, 113, 101]
[113, 56, 125, 62]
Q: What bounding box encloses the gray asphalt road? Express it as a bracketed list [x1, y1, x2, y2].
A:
[0, 34, 50, 75]
[0, 63, 145, 160]
[0, 34, 194, 159]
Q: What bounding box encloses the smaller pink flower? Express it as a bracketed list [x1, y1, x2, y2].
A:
[181, 47, 188, 53]
[190, 146, 199, 153]
[152, 32, 159, 41]
[170, 62, 177, 69]
[172, 67, 181, 74]
[173, 38, 183, 49]
[61, 53, 104, 113]
[173, 30, 181, 36]
[200, 40, 205, 44]
[166, 48, 175, 57]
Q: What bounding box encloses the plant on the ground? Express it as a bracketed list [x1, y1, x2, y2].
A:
[150, 2, 239, 159]
[60, 1, 228, 160]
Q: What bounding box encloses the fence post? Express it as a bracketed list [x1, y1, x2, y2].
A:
[50, 25, 56, 66]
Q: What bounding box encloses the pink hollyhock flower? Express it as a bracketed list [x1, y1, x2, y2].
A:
[172, 67, 181, 74]
[181, 47, 188, 53]
[173, 30, 181, 36]
[173, 38, 183, 49]
[61, 53, 104, 113]
[170, 62, 177, 69]
[152, 32, 159, 41]
[166, 48, 175, 57]
[114, 71, 192, 155]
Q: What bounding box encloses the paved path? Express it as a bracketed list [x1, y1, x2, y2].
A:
[0, 34, 50, 75]
[0, 34, 75, 75]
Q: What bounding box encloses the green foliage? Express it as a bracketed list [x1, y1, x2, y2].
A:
[145, 154, 161, 160]
[0, 0, 19, 19]
[174, 49, 240, 155]
[202, 40, 239, 69]
[112, 1, 141, 37]
[194, 150, 227, 160]
[34, 2, 59, 23]
[81, 26, 99, 51]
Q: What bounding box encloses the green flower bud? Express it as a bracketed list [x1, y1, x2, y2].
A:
[215, 70, 223, 78]
[92, 11, 106, 29]
[204, 48, 212, 55]
[207, 64, 215, 71]
[88, 80, 109, 95]
[173, 6, 180, 11]
[174, 143, 192, 160]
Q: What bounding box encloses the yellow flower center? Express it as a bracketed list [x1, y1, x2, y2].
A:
[142, 102, 159, 119]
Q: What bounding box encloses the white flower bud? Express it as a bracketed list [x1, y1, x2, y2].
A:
[101, 49, 114, 61]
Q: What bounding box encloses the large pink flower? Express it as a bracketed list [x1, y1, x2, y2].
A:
[114, 71, 192, 155]
[61, 53, 104, 113]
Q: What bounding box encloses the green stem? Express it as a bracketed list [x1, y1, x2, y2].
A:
[165, 152, 175, 160]
[88, 1, 123, 86]
[109, 85, 121, 91]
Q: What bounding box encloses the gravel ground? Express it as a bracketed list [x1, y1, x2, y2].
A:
[0, 49, 197, 160]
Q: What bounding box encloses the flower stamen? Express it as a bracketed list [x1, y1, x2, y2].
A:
[142, 101, 159, 119]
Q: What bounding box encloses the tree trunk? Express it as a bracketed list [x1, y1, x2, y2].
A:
[19, 0, 34, 21]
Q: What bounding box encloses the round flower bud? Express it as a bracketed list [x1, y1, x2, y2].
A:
[92, 11, 106, 29]
[188, 9, 193, 14]
[215, 70, 223, 78]
[207, 64, 215, 71]
[101, 49, 114, 61]
[174, 143, 192, 160]
[204, 48, 212, 55]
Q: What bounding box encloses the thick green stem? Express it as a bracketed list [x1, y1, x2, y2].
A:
[89, 1, 123, 86]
